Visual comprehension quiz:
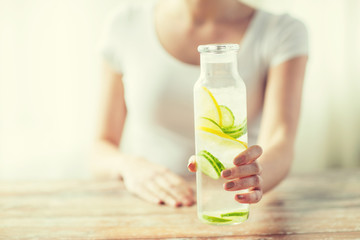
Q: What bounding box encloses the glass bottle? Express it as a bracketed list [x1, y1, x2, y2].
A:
[194, 44, 249, 225]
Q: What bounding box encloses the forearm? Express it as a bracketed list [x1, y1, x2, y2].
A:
[258, 138, 294, 193]
[256, 57, 307, 193]
[93, 62, 129, 180]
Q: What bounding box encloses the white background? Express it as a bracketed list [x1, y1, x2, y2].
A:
[0, 0, 359, 180]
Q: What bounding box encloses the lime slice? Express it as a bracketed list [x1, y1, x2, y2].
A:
[197, 117, 222, 132]
[197, 150, 225, 179]
[198, 86, 222, 126]
[202, 215, 232, 223]
[219, 105, 234, 128]
[220, 211, 249, 218]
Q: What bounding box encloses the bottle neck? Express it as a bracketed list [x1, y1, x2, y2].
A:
[200, 52, 239, 80]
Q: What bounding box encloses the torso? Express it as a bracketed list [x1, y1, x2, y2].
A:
[104, 1, 308, 174]
[154, 0, 256, 66]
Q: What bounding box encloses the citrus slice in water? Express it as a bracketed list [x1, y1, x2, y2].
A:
[219, 105, 235, 128]
[202, 215, 232, 223]
[197, 150, 225, 179]
[199, 86, 222, 126]
[197, 117, 222, 132]
[197, 126, 248, 168]
[198, 126, 248, 149]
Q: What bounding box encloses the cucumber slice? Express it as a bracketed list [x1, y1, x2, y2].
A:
[220, 211, 249, 218]
[227, 126, 247, 139]
[197, 150, 225, 179]
[202, 215, 232, 223]
[219, 105, 234, 128]
[222, 119, 247, 139]
[196, 155, 219, 179]
[203, 150, 226, 176]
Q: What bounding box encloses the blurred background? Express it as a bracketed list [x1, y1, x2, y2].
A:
[0, 0, 359, 180]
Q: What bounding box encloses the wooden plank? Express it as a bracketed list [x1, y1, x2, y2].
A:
[0, 170, 359, 239]
[196, 232, 360, 240]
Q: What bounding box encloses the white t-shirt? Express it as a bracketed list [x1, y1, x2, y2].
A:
[100, 1, 308, 176]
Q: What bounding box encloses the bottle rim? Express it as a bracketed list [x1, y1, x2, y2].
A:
[198, 44, 239, 54]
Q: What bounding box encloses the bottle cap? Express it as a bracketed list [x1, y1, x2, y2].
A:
[198, 44, 239, 53]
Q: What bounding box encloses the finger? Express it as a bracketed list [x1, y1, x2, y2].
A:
[165, 172, 194, 197]
[224, 175, 262, 191]
[235, 188, 262, 204]
[156, 172, 195, 205]
[187, 155, 197, 172]
[134, 186, 164, 205]
[168, 177, 195, 206]
[233, 145, 263, 166]
[221, 161, 262, 179]
[146, 181, 180, 207]
[154, 175, 195, 207]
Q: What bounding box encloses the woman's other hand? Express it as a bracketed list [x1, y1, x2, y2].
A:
[122, 157, 195, 207]
[188, 145, 263, 204]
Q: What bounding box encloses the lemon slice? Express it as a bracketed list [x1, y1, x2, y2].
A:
[197, 126, 248, 168]
[197, 117, 222, 131]
[197, 150, 225, 179]
[198, 126, 248, 149]
[199, 86, 222, 126]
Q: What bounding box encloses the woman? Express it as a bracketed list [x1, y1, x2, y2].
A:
[93, 0, 308, 207]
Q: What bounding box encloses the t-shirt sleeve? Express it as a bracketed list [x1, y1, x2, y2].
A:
[269, 15, 309, 67]
[98, 5, 130, 73]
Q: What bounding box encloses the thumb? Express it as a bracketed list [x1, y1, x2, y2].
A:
[187, 155, 197, 172]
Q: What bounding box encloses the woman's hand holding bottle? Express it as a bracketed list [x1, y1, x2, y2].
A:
[188, 145, 263, 203]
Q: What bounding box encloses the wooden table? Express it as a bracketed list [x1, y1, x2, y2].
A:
[1, 170, 360, 239]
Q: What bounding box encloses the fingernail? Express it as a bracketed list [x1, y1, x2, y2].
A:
[225, 182, 235, 189]
[222, 170, 231, 177]
[236, 194, 244, 200]
[184, 199, 195, 206]
[234, 155, 246, 165]
[183, 200, 190, 206]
